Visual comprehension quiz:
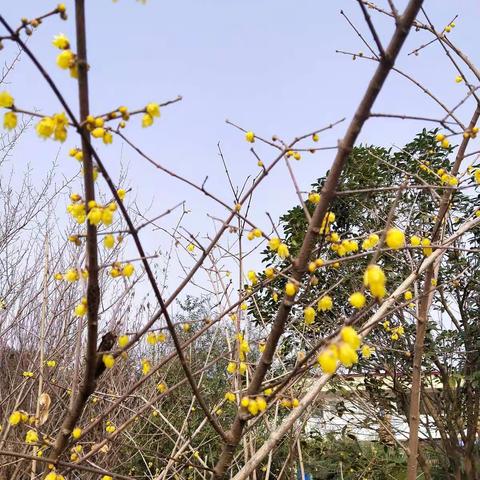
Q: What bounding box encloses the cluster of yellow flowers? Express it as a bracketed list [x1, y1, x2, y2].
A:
[84, 115, 113, 144]
[383, 320, 405, 340]
[463, 126, 479, 139]
[246, 228, 262, 240]
[286, 150, 302, 161]
[320, 211, 336, 234]
[44, 471, 66, 480]
[437, 168, 459, 186]
[237, 333, 250, 361]
[363, 264, 387, 299]
[280, 397, 300, 409]
[109, 262, 135, 278]
[0, 91, 17, 130]
[36, 112, 69, 142]
[70, 443, 83, 462]
[240, 395, 267, 416]
[329, 235, 359, 257]
[53, 33, 77, 78]
[142, 102, 161, 128]
[8, 410, 29, 426]
[146, 331, 167, 345]
[435, 133, 450, 149]
[268, 237, 290, 259]
[410, 235, 432, 256]
[67, 192, 123, 226]
[54, 268, 88, 282]
[317, 326, 371, 374]
[226, 360, 247, 375]
[361, 232, 380, 250]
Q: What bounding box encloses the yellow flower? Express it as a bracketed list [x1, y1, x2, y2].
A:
[338, 342, 358, 367]
[46, 360, 56, 367]
[56, 50, 75, 69]
[0, 91, 14, 108]
[105, 424, 116, 433]
[248, 399, 259, 416]
[474, 169, 480, 184]
[157, 382, 167, 393]
[404, 290, 413, 301]
[116, 335, 128, 348]
[455, 75, 463, 83]
[9, 411, 22, 426]
[268, 237, 281, 251]
[421, 238, 432, 256]
[239, 362, 247, 375]
[318, 346, 338, 374]
[441, 138, 450, 149]
[240, 397, 250, 407]
[386, 228, 405, 249]
[363, 264, 386, 299]
[308, 192, 320, 204]
[277, 243, 289, 259]
[22, 371, 34, 378]
[256, 396, 267, 411]
[102, 354, 115, 369]
[122, 263, 134, 277]
[74, 303, 87, 317]
[293, 152, 301, 161]
[245, 131, 255, 143]
[101, 208, 113, 225]
[361, 344, 373, 358]
[25, 429, 39, 444]
[102, 476, 113, 480]
[182, 323, 191, 332]
[142, 113, 154, 127]
[317, 295, 333, 312]
[36, 117, 56, 138]
[224, 391, 236, 402]
[117, 189, 126, 200]
[103, 234, 115, 249]
[87, 207, 102, 226]
[304, 306, 316, 325]
[103, 131, 113, 144]
[146, 103, 160, 118]
[410, 235, 421, 246]
[142, 359, 151, 375]
[247, 270, 258, 285]
[340, 326, 361, 349]
[226, 362, 236, 374]
[312, 133, 319, 142]
[72, 427, 82, 439]
[64, 268, 79, 282]
[285, 282, 297, 296]
[91, 127, 105, 139]
[3, 111, 17, 130]
[52, 33, 69, 49]
[349, 291, 366, 309]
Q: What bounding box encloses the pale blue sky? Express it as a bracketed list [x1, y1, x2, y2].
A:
[1, 1, 479, 295]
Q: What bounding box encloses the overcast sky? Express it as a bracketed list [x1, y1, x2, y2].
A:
[1, 1, 479, 301]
